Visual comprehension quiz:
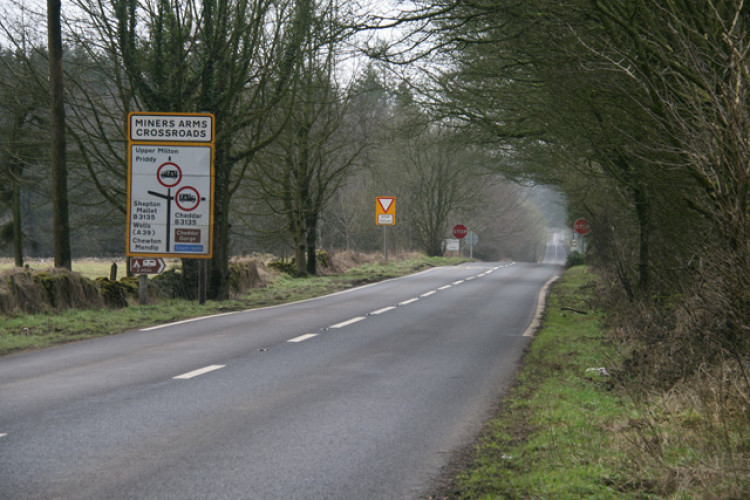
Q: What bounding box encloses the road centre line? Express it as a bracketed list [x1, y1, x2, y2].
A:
[452, 280, 465, 285]
[329, 316, 367, 329]
[173, 365, 225, 380]
[370, 306, 396, 315]
[398, 298, 419, 306]
[287, 333, 318, 343]
[438, 285, 452, 290]
[420, 290, 436, 297]
[0, 433, 7, 438]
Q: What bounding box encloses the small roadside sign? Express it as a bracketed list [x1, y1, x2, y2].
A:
[574, 218, 590, 235]
[376, 196, 396, 225]
[130, 257, 166, 275]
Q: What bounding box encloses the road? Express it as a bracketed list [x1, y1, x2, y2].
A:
[0, 259, 562, 499]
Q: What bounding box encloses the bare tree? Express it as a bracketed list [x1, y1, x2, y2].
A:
[47, 0, 71, 269]
[243, 13, 366, 275]
[0, 48, 49, 266]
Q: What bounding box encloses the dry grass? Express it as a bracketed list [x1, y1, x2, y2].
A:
[0, 257, 181, 280]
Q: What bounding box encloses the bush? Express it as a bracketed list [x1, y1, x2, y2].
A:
[228, 260, 262, 294]
[96, 277, 133, 308]
[316, 250, 330, 269]
[268, 259, 296, 275]
[150, 268, 186, 299]
[566, 250, 585, 268]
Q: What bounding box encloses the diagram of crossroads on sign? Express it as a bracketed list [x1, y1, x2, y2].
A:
[129, 145, 211, 255]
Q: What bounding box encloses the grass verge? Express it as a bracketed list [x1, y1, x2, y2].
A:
[440, 266, 631, 499]
[433, 265, 749, 499]
[0, 255, 467, 357]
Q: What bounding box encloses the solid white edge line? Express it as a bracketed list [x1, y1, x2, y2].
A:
[173, 364, 226, 380]
[141, 313, 236, 332]
[523, 275, 560, 337]
[287, 333, 318, 343]
[137, 266, 453, 332]
[370, 306, 396, 315]
[420, 290, 436, 297]
[398, 298, 419, 306]
[329, 316, 366, 329]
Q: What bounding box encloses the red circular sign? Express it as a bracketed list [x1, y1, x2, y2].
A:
[157, 162, 182, 188]
[175, 186, 201, 211]
[574, 218, 590, 235]
[452, 224, 468, 239]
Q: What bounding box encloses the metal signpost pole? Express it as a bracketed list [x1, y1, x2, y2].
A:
[198, 260, 207, 305]
[383, 226, 388, 261]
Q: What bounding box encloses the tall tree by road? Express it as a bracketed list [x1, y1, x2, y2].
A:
[47, 0, 71, 269]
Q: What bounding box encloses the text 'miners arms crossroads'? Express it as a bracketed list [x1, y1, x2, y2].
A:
[131, 117, 211, 139]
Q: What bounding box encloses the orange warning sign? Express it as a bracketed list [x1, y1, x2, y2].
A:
[376, 196, 396, 226]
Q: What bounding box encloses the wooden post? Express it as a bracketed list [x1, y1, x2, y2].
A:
[198, 260, 207, 305]
[138, 274, 148, 305]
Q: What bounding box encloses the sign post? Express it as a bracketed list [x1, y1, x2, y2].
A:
[127, 112, 215, 303]
[376, 197, 396, 261]
[466, 231, 478, 259]
[452, 224, 467, 256]
[573, 217, 589, 254]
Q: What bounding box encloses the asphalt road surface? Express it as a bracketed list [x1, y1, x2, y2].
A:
[0, 258, 562, 499]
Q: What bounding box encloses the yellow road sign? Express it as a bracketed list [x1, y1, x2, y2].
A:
[376, 196, 396, 225]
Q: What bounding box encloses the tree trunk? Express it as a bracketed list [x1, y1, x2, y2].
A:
[11, 170, 23, 268]
[208, 142, 231, 300]
[633, 182, 650, 291]
[306, 218, 317, 275]
[48, 0, 72, 270]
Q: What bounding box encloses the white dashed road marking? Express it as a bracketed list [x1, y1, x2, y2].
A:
[287, 334, 318, 343]
[398, 298, 419, 306]
[329, 317, 367, 329]
[173, 365, 225, 380]
[370, 306, 396, 315]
